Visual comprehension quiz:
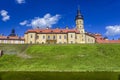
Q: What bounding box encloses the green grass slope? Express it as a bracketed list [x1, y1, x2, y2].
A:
[0, 44, 120, 71]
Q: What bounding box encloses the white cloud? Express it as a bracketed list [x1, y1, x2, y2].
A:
[20, 20, 28, 26]
[16, 0, 25, 4]
[0, 10, 10, 22]
[20, 13, 61, 29]
[105, 25, 120, 36]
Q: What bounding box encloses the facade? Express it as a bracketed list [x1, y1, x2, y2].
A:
[0, 29, 24, 44]
[24, 9, 95, 44]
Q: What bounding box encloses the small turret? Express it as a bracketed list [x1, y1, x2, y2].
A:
[9, 29, 16, 36]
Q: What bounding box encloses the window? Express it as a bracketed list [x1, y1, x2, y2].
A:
[53, 36, 56, 39]
[30, 41, 32, 44]
[43, 36, 45, 39]
[82, 39, 84, 41]
[75, 36, 77, 39]
[36, 36, 39, 39]
[48, 36, 50, 39]
[59, 42, 62, 44]
[64, 35, 66, 39]
[31, 34, 32, 38]
[71, 34, 73, 38]
[59, 35, 61, 39]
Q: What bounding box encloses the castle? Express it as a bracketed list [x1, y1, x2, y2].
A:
[0, 8, 120, 44]
[24, 8, 95, 44]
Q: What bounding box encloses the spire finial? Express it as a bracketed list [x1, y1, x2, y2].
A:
[78, 5, 80, 10]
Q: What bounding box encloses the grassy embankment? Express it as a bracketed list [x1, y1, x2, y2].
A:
[0, 44, 120, 71]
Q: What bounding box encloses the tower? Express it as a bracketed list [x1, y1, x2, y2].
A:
[75, 7, 85, 33]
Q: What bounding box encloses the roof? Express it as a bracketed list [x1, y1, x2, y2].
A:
[96, 40, 120, 43]
[25, 29, 80, 34]
[85, 32, 95, 38]
[0, 36, 24, 40]
[92, 33, 120, 43]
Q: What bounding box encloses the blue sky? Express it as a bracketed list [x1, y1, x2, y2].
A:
[0, 0, 120, 39]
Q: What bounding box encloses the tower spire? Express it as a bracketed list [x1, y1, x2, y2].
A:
[75, 6, 83, 20]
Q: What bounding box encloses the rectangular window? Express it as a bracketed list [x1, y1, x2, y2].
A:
[82, 39, 84, 41]
[71, 34, 73, 38]
[30, 41, 32, 44]
[43, 36, 45, 39]
[75, 36, 77, 39]
[31, 34, 32, 38]
[59, 35, 61, 39]
[36, 36, 39, 39]
[64, 35, 66, 39]
[59, 42, 61, 44]
[48, 36, 50, 39]
[53, 36, 56, 39]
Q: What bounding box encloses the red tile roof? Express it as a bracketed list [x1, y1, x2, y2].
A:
[93, 33, 120, 43]
[96, 40, 120, 43]
[0, 36, 24, 40]
[25, 29, 80, 34]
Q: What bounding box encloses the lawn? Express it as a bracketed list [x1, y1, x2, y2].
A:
[0, 44, 120, 71]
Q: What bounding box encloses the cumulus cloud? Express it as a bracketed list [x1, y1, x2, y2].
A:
[0, 10, 10, 21]
[16, 0, 25, 4]
[105, 25, 120, 36]
[20, 13, 61, 29]
[20, 20, 28, 26]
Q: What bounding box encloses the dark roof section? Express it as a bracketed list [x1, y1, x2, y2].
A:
[75, 7, 84, 20]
